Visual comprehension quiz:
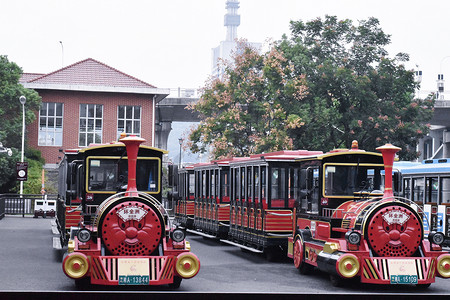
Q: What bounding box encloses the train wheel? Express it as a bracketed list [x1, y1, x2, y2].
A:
[169, 276, 182, 289]
[294, 238, 312, 275]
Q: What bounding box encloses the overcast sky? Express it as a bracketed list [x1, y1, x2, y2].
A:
[2, 0, 450, 95]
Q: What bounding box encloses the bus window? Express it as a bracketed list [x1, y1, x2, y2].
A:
[413, 178, 425, 203]
[441, 177, 450, 204]
[426, 177, 438, 203]
[403, 178, 411, 199]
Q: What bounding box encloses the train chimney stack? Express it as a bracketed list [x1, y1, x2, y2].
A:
[376, 143, 401, 198]
[119, 135, 147, 195]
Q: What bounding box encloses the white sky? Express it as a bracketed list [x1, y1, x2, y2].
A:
[2, 0, 450, 94]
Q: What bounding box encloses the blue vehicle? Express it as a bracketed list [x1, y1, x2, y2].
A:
[395, 158, 450, 246]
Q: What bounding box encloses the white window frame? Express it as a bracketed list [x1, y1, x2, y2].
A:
[79, 104, 103, 147]
[117, 105, 141, 138]
[38, 102, 63, 146]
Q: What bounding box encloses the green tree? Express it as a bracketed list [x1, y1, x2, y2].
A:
[277, 16, 434, 160]
[188, 40, 308, 159]
[0, 55, 42, 192]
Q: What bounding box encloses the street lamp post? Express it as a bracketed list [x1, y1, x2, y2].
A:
[178, 137, 183, 167]
[19, 95, 26, 196]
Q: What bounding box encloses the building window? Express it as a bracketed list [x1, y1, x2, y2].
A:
[79, 104, 103, 147]
[117, 105, 141, 138]
[39, 102, 63, 146]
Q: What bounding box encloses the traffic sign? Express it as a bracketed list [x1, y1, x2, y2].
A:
[16, 162, 28, 181]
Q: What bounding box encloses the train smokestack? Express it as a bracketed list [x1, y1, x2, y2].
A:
[376, 143, 401, 198]
[119, 135, 146, 194]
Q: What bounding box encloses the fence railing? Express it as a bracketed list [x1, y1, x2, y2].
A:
[0, 194, 58, 218]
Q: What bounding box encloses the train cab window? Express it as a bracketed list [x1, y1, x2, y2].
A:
[440, 177, 450, 204]
[289, 168, 300, 208]
[87, 158, 160, 193]
[324, 165, 383, 197]
[306, 167, 319, 214]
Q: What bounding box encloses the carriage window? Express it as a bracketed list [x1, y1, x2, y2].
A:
[271, 168, 280, 199]
[221, 170, 230, 202]
[87, 158, 159, 193]
[261, 167, 267, 205]
[440, 177, 450, 204]
[189, 173, 195, 199]
[241, 167, 246, 201]
[247, 167, 253, 203]
[254, 167, 260, 205]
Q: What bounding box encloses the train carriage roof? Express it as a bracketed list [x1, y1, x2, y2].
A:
[64, 142, 168, 157]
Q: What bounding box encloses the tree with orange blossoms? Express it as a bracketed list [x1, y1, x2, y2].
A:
[188, 40, 308, 159]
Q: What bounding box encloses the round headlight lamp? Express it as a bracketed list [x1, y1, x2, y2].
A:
[171, 228, 186, 243]
[345, 231, 361, 245]
[77, 228, 92, 243]
[428, 231, 445, 246]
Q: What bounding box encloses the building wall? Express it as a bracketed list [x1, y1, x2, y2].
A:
[28, 89, 154, 166]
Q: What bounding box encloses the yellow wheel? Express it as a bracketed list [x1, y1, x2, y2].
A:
[437, 254, 450, 278]
[336, 254, 360, 278]
[175, 253, 200, 279]
[63, 253, 89, 279]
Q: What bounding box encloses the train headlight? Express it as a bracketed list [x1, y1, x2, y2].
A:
[171, 228, 186, 243]
[77, 229, 91, 243]
[345, 231, 361, 245]
[428, 231, 445, 246]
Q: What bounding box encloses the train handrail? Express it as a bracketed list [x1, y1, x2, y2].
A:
[265, 211, 293, 217]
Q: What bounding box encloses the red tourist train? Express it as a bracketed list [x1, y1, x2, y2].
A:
[174, 141, 450, 287]
[55, 135, 200, 288]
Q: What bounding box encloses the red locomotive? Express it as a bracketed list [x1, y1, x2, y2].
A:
[56, 135, 200, 288]
[287, 143, 450, 287]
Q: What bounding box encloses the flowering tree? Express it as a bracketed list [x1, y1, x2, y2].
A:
[188, 40, 308, 159]
[278, 16, 434, 160]
[189, 17, 434, 161]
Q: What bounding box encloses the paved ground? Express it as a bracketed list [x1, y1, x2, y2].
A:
[0, 215, 449, 299]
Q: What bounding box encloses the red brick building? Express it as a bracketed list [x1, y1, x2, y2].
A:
[20, 58, 169, 168]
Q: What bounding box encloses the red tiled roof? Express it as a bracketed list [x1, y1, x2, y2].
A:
[19, 73, 45, 83]
[24, 58, 156, 88]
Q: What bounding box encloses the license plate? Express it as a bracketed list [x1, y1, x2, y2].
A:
[390, 275, 418, 284]
[118, 258, 150, 285]
[119, 275, 150, 285]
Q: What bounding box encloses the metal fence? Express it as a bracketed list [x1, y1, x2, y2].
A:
[0, 194, 58, 218]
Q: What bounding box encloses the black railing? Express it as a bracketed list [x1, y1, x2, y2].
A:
[0, 194, 58, 218]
